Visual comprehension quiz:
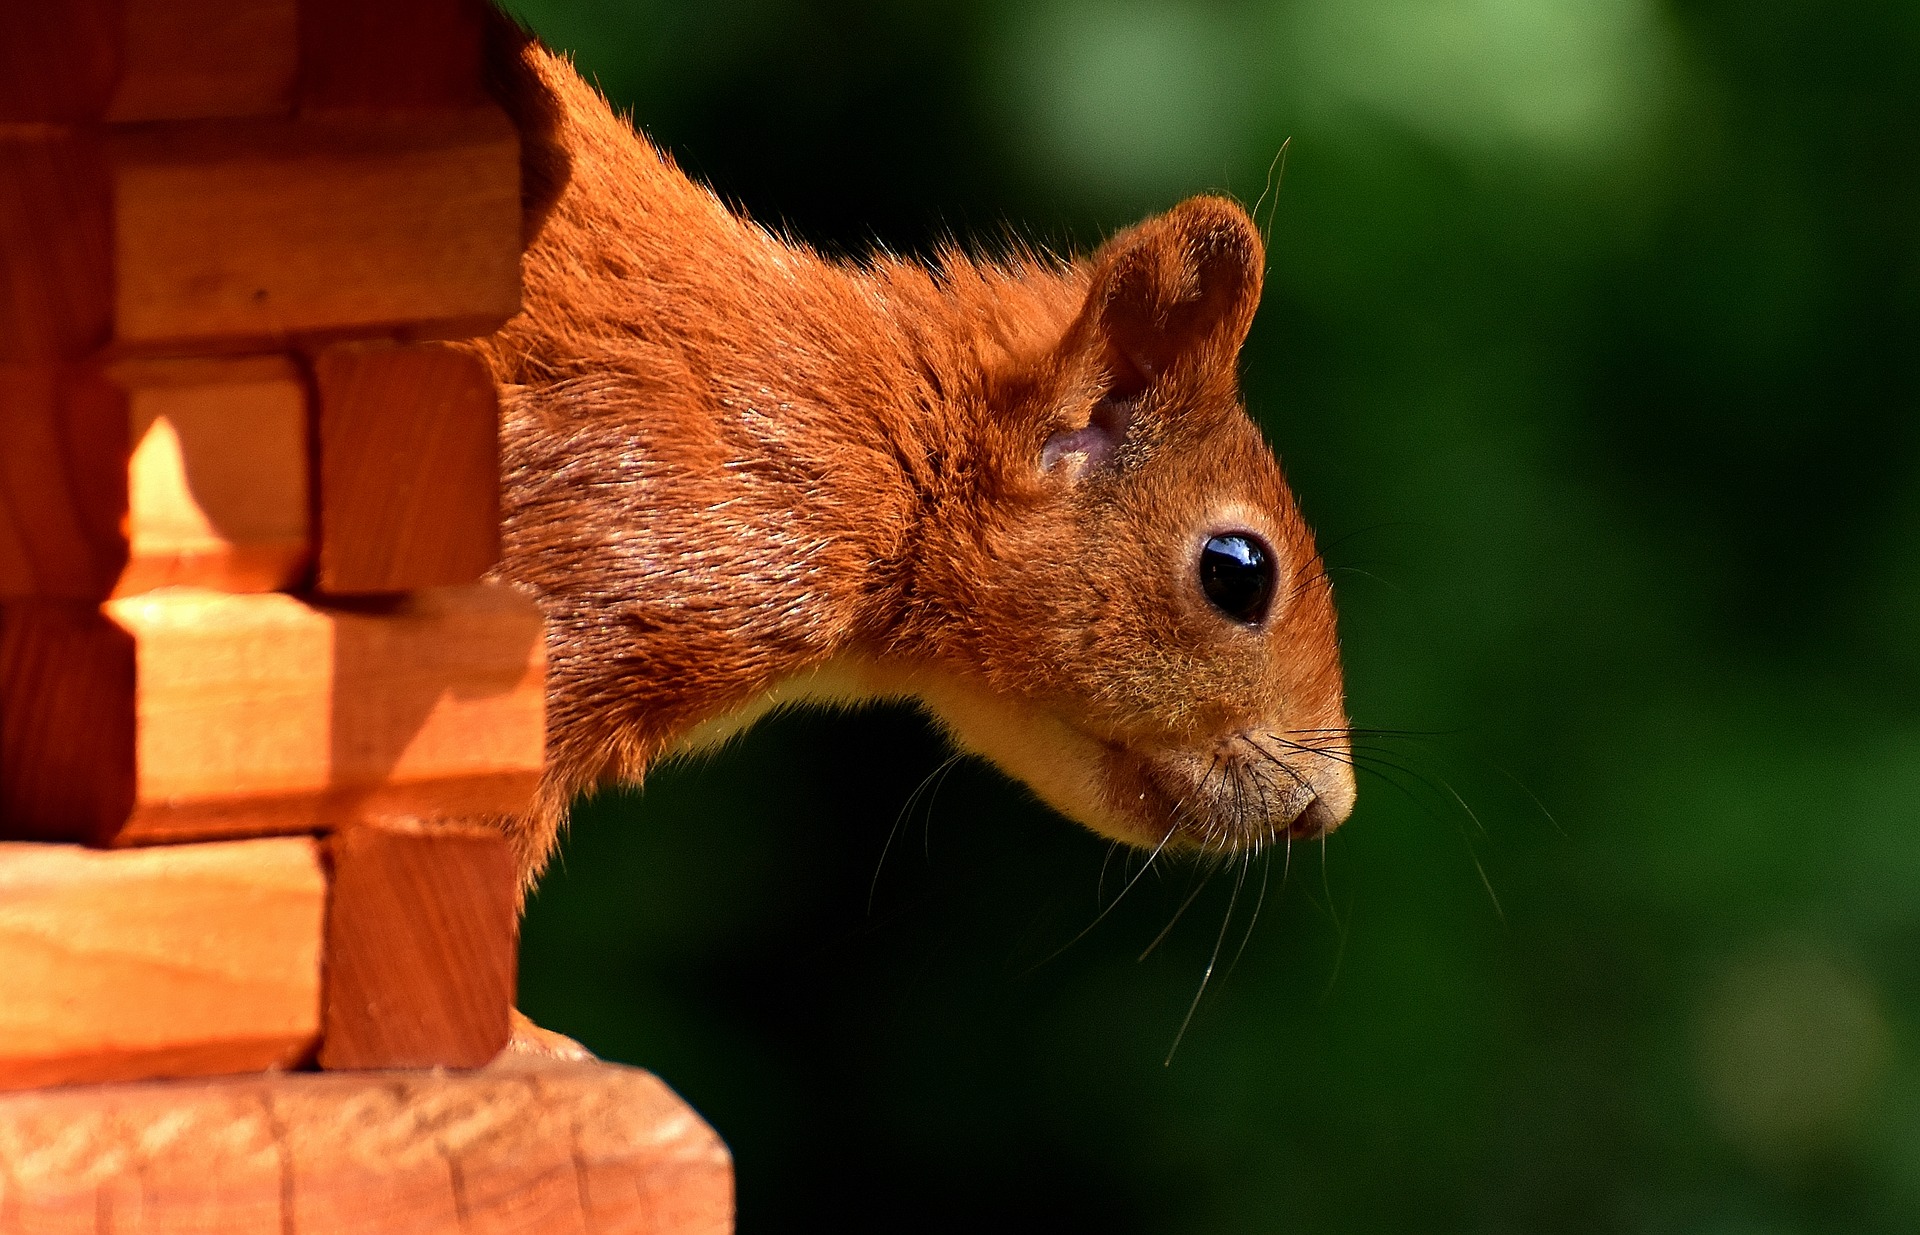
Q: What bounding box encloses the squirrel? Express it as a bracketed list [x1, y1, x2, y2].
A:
[465, 20, 1356, 891]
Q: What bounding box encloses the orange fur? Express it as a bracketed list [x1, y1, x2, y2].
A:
[465, 34, 1354, 885]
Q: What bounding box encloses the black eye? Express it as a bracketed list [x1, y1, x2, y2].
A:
[1199, 533, 1275, 624]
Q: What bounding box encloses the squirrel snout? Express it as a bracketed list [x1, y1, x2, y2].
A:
[1105, 730, 1356, 854]
[1288, 791, 1348, 841]
[1288, 755, 1356, 841]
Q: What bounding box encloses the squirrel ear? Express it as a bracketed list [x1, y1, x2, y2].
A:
[1083, 196, 1263, 396]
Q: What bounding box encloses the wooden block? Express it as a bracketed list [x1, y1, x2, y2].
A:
[109, 109, 522, 349]
[315, 341, 500, 593]
[0, 129, 113, 361]
[0, 837, 325, 1091]
[0, 1, 296, 123]
[319, 820, 517, 1070]
[0, 1059, 734, 1235]
[0, 358, 311, 600]
[0, 585, 545, 846]
[0, 5, 119, 122]
[0, 604, 136, 836]
[299, 0, 490, 111]
[0, 112, 519, 359]
[108, 0, 299, 122]
[116, 357, 313, 593]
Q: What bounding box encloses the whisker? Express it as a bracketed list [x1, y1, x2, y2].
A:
[1263, 736, 1506, 919]
[869, 752, 961, 913]
[1262, 735, 1471, 819]
[1222, 849, 1271, 984]
[1164, 852, 1248, 1066]
[1138, 870, 1210, 963]
[1249, 136, 1291, 244]
[1328, 565, 1405, 594]
[1471, 850, 1506, 925]
[1237, 734, 1313, 795]
[921, 751, 965, 859]
[1289, 725, 1462, 738]
[1025, 824, 1178, 972]
[1319, 830, 1333, 915]
[1488, 758, 1567, 839]
[1338, 729, 1563, 842]
[1318, 884, 1353, 1003]
[1281, 552, 1336, 607]
[1096, 840, 1121, 906]
[1312, 520, 1417, 556]
[1283, 515, 1420, 605]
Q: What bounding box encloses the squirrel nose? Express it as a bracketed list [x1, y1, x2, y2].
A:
[1286, 759, 1356, 840]
[1288, 794, 1342, 840]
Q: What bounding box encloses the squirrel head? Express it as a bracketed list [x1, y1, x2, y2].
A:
[905, 196, 1354, 854]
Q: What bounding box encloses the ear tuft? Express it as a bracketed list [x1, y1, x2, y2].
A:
[1085, 196, 1263, 389]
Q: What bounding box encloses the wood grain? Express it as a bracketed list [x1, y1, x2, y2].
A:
[299, 0, 490, 111]
[0, 358, 312, 599]
[314, 341, 501, 593]
[0, 0, 297, 123]
[0, 129, 112, 361]
[0, 837, 325, 1091]
[0, 364, 126, 599]
[3, 99, 518, 362]
[319, 820, 517, 1071]
[0, 1058, 733, 1235]
[116, 357, 312, 593]
[0, 585, 546, 845]
[109, 0, 299, 122]
[0, 5, 119, 122]
[109, 108, 521, 349]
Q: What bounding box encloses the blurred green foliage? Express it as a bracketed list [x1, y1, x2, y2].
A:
[500, 0, 1920, 1229]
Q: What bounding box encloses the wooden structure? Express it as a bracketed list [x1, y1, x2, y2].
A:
[0, 3, 732, 1230]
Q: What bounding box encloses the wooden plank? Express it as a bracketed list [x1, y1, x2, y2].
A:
[314, 341, 500, 593]
[0, 129, 113, 361]
[108, 0, 299, 122]
[319, 820, 517, 1071]
[0, 585, 545, 846]
[0, 4, 119, 122]
[4, 111, 519, 357]
[61, 1087, 285, 1234]
[114, 357, 312, 594]
[0, 837, 325, 1091]
[108, 108, 521, 350]
[0, 359, 312, 599]
[299, 0, 489, 111]
[0, 1059, 733, 1235]
[567, 1057, 738, 1235]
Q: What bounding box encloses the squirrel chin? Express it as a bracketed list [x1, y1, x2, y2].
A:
[911, 671, 1353, 855]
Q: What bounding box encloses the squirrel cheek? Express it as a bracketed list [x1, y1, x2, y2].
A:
[912, 674, 1158, 846]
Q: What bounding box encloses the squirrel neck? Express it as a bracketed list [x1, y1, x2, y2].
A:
[473, 54, 1086, 807]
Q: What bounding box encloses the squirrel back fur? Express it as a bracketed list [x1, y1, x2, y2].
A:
[467, 34, 1355, 884]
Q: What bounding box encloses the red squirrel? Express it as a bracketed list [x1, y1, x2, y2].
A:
[467, 26, 1356, 889]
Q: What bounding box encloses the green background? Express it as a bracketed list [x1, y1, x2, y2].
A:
[500, 1, 1920, 1230]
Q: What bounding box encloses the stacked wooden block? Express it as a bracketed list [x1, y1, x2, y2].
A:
[0, 0, 541, 1093]
[1, 4, 736, 1230]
